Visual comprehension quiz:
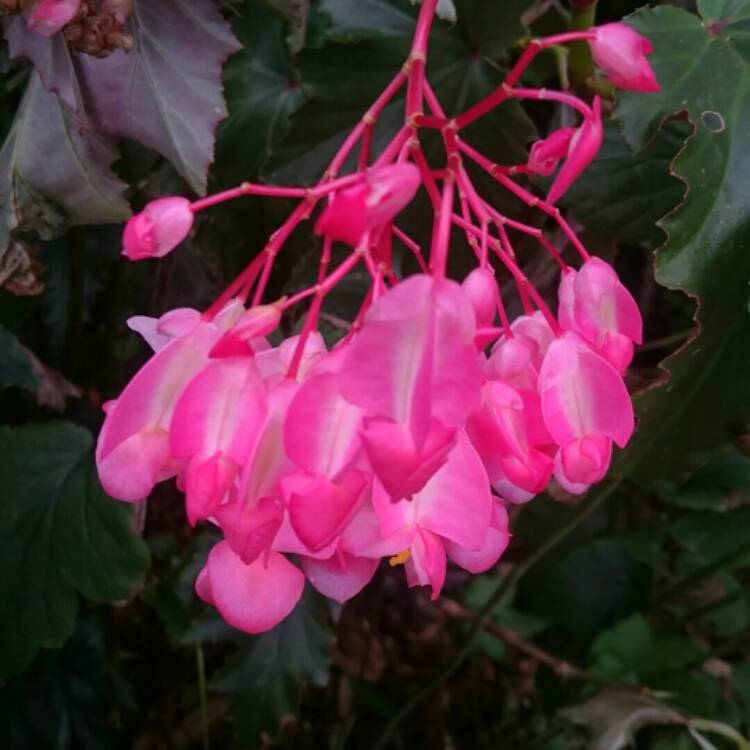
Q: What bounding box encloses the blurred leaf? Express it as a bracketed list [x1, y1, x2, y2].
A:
[0, 618, 122, 750]
[590, 614, 704, 686]
[669, 508, 750, 569]
[0, 74, 129, 267]
[656, 448, 750, 511]
[212, 587, 332, 745]
[562, 690, 684, 750]
[518, 538, 650, 654]
[0, 423, 150, 679]
[562, 119, 688, 246]
[0, 323, 37, 390]
[612, 3, 750, 483]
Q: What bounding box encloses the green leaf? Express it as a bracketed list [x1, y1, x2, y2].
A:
[518, 538, 650, 656]
[0, 324, 37, 390]
[0, 423, 150, 679]
[214, 0, 308, 186]
[212, 587, 332, 745]
[669, 508, 750, 569]
[611, 3, 750, 482]
[562, 119, 688, 246]
[0, 73, 129, 267]
[656, 447, 750, 511]
[590, 614, 704, 685]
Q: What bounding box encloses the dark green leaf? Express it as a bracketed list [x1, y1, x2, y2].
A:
[0, 73, 129, 266]
[518, 538, 650, 655]
[562, 119, 688, 246]
[0, 423, 150, 679]
[214, 0, 308, 186]
[669, 508, 750, 569]
[212, 587, 332, 744]
[611, 3, 750, 482]
[656, 447, 750, 511]
[0, 323, 37, 390]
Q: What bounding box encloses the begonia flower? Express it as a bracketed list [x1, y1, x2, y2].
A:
[558, 258, 643, 372]
[547, 97, 603, 204]
[122, 197, 194, 261]
[527, 127, 576, 177]
[590, 22, 660, 93]
[315, 164, 420, 246]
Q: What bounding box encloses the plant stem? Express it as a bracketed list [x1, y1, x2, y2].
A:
[195, 642, 210, 750]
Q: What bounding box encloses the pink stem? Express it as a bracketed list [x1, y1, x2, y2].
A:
[508, 87, 592, 119]
[393, 225, 429, 273]
[406, 0, 439, 116]
[430, 173, 455, 277]
[455, 31, 596, 129]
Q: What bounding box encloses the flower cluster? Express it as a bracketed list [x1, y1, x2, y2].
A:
[96, 6, 658, 634]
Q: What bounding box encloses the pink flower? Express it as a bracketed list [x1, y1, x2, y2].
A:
[338, 274, 482, 499]
[26, 0, 80, 36]
[527, 128, 576, 177]
[558, 258, 643, 372]
[547, 97, 603, 205]
[370, 432, 496, 598]
[590, 23, 660, 93]
[315, 164, 420, 246]
[462, 267, 499, 329]
[539, 336, 634, 489]
[122, 197, 194, 261]
[95, 302, 243, 501]
[195, 541, 305, 634]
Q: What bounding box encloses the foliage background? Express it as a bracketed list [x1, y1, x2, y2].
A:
[1, 0, 750, 748]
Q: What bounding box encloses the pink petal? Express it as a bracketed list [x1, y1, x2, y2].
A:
[560, 433, 612, 485]
[361, 417, 456, 500]
[339, 500, 416, 558]
[462, 267, 498, 328]
[404, 529, 446, 600]
[184, 453, 236, 526]
[412, 430, 492, 550]
[527, 127, 576, 176]
[170, 357, 266, 465]
[301, 552, 379, 603]
[122, 197, 194, 261]
[195, 542, 304, 634]
[97, 428, 170, 502]
[288, 469, 368, 552]
[284, 372, 363, 478]
[215, 496, 284, 564]
[26, 0, 81, 36]
[445, 503, 510, 574]
[539, 337, 634, 449]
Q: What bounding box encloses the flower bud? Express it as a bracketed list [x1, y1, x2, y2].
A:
[26, 0, 80, 36]
[590, 22, 660, 93]
[122, 197, 194, 261]
[315, 164, 420, 247]
[462, 267, 498, 328]
[527, 128, 576, 177]
[547, 97, 603, 204]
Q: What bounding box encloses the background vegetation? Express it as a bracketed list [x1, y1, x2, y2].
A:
[1, 1, 750, 748]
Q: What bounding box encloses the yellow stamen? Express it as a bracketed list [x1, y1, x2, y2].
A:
[388, 549, 410, 567]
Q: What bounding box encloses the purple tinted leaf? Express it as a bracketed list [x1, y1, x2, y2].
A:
[75, 0, 240, 194]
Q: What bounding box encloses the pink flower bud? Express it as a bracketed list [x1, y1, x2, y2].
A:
[26, 0, 81, 36]
[547, 97, 603, 205]
[462, 267, 498, 328]
[590, 22, 660, 93]
[315, 164, 420, 246]
[210, 303, 284, 358]
[122, 197, 194, 261]
[527, 128, 576, 177]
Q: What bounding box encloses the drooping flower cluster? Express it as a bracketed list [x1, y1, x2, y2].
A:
[96, 5, 657, 634]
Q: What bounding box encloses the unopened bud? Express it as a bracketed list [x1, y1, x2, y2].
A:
[122, 197, 194, 261]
